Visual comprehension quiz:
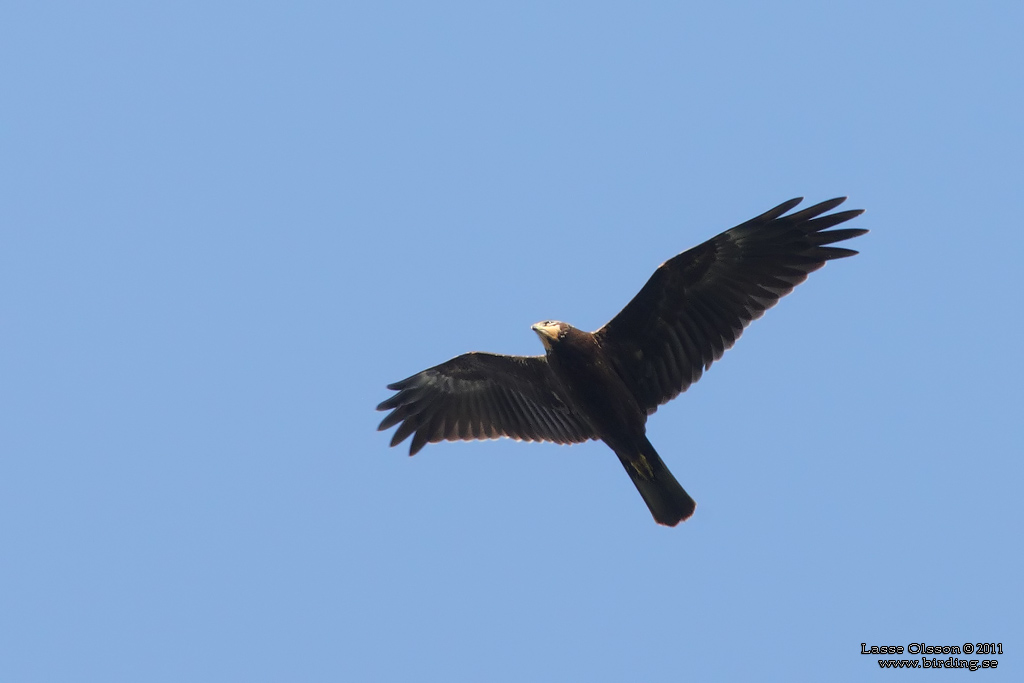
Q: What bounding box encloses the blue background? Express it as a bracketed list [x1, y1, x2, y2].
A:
[3, 2, 1021, 680]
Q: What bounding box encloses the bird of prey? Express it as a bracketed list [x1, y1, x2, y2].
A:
[377, 197, 866, 526]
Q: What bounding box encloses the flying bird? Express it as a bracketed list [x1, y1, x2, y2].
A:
[377, 197, 866, 526]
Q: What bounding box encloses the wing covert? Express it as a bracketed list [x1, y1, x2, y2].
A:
[377, 352, 595, 455]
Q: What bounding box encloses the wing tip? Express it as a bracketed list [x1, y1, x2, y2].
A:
[815, 196, 848, 210]
[823, 246, 861, 259]
[770, 197, 805, 218]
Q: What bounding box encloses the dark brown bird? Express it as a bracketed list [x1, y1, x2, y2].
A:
[377, 197, 866, 526]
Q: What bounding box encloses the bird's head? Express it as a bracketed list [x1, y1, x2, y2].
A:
[531, 320, 571, 351]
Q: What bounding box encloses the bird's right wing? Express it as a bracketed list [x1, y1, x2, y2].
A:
[377, 352, 595, 455]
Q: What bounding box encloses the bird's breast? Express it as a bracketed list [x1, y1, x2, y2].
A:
[546, 342, 645, 439]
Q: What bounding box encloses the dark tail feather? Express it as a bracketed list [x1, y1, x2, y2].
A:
[615, 437, 695, 526]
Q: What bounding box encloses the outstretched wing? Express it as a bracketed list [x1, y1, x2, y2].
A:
[377, 352, 595, 455]
[595, 197, 867, 414]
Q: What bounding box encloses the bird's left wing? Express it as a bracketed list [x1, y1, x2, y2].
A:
[594, 197, 866, 414]
[377, 352, 595, 455]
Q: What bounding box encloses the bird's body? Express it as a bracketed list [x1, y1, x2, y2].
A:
[377, 197, 866, 526]
[537, 323, 643, 444]
[533, 321, 696, 524]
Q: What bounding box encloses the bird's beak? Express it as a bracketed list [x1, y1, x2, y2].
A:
[531, 322, 558, 350]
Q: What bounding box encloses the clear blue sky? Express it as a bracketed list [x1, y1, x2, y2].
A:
[3, 2, 1021, 681]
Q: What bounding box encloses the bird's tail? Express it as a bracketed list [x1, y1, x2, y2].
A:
[615, 437, 695, 526]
